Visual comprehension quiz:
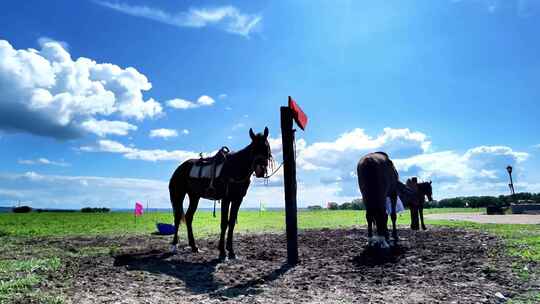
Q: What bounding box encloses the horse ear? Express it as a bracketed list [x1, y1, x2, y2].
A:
[429, 180, 432, 185]
[263, 127, 269, 138]
[249, 128, 256, 140]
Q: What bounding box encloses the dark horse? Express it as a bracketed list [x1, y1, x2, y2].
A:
[357, 152, 404, 248]
[169, 127, 272, 259]
[405, 177, 433, 230]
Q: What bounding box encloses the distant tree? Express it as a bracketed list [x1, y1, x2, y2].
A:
[307, 205, 323, 211]
[81, 207, 110, 213]
[339, 202, 353, 210]
[351, 199, 365, 210]
[327, 202, 339, 210]
[12, 206, 32, 213]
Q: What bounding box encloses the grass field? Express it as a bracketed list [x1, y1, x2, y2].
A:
[0, 208, 538, 303]
[0, 208, 482, 237]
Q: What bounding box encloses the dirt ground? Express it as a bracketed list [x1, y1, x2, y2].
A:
[426, 213, 540, 224]
[21, 227, 539, 303]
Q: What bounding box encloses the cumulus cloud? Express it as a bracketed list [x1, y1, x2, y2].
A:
[0, 171, 169, 209]
[231, 123, 246, 131]
[272, 127, 531, 200]
[298, 128, 431, 171]
[395, 145, 528, 182]
[81, 139, 200, 162]
[95, 1, 262, 37]
[81, 118, 137, 137]
[18, 158, 70, 167]
[149, 128, 178, 139]
[166, 95, 215, 110]
[0, 39, 162, 139]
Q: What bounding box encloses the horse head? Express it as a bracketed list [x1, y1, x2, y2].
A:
[249, 127, 272, 178]
[421, 181, 433, 202]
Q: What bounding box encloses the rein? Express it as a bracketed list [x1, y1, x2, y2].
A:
[264, 161, 283, 179]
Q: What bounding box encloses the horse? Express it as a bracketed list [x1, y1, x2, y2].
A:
[357, 152, 404, 248]
[405, 178, 433, 230]
[168, 127, 272, 259]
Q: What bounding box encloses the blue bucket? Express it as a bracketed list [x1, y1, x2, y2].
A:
[156, 223, 176, 235]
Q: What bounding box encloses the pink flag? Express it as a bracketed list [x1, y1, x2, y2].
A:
[134, 202, 144, 217]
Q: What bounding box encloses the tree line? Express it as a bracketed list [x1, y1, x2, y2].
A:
[312, 192, 540, 210]
[11, 206, 111, 213]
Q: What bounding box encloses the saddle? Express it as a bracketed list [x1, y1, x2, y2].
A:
[189, 147, 230, 197]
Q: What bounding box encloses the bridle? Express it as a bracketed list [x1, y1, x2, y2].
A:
[227, 142, 272, 184]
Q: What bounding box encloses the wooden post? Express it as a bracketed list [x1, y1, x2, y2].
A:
[280, 106, 299, 265]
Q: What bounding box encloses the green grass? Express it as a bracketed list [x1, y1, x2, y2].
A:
[0, 258, 62, 303]
[0, 208, 482, 237]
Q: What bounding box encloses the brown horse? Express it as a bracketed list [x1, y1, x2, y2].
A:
[168, 127, 272, 259]
[405, 178, 433, 230]
[357, 152, 402, 247]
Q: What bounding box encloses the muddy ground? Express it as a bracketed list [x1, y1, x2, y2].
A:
[15, 228, 540, 303]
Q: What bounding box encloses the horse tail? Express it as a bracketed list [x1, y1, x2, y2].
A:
[169, 166, 188, 225]
[357, 157, 381, 205]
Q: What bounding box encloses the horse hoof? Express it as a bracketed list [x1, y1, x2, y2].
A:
[228, 253, 237, 260]
[170, 245, 177, 254]
[219, 253, 227, 261]
[191, 247, 199, 253]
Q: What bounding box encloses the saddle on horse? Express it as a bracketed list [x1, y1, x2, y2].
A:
[189, 147, 230, 197]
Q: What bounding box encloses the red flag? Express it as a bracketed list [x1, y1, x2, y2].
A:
[288, 96, 308, 130]
[134, 202, 144, 217]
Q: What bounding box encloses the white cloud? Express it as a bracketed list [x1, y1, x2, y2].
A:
[219, 94, 227, 99]
[197, 95, 215, 106]
[0, 171, 169, 209]
[95, 2, 262, 37]
[149, 128, 178, 139]
[81, 139, 200, 162]
[394, 145, 529, 183]
[166, 95, 215, 110]
[271, 127, 532, 200]
[81, 118, 137, 137]
[0, 39, 162, 139]
[18, 158, 70, 167]
[298, 128, 430, 171]
[181, 129, 190, 135]
[231, 122, 246, 131]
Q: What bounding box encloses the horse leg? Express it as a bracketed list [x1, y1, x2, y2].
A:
[170, 187, 186, 253]
[419, 203, 427, 230]
[226, 200, 241, 259]
[185, 194, 200, 253]
[390, 192, 398, 242]
[366, 210, 373, 238]
[374, 206, 390, 248]
[410, 205, 420, 231]
[218, 199, 230, 259]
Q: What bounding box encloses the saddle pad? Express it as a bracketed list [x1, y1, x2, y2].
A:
[385, 197, 405, 215]
[189, 163, 224, 179]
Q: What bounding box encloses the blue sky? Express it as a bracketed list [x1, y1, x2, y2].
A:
[0, 0, 539, 209]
